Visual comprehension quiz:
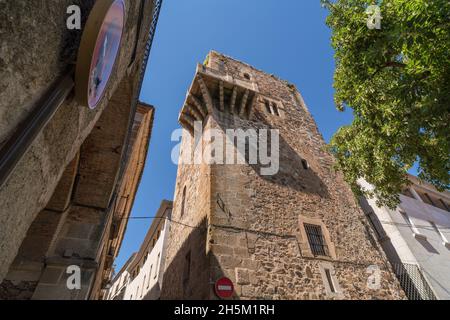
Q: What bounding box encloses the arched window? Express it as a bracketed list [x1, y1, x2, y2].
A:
[181, 186, 187, 217]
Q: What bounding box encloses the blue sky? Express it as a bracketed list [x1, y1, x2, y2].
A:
[113, 0, 355, 271]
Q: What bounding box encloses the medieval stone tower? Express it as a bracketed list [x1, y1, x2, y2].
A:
[160, 51, 404, 300]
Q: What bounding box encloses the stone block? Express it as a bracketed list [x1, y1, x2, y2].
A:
[235, 268, 250, 285]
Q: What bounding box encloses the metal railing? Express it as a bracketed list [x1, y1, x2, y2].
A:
[137, 0, 162, 95]
[393, 263, 437, 300]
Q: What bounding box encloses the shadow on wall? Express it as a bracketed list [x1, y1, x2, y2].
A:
[416, 238, 440, 255]
[160, 218, 235, 300]
[59, 0, 96, 67]
[216, 109, 330, 198]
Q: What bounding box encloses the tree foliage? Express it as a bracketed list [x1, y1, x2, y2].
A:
[322, 0, 450, 208]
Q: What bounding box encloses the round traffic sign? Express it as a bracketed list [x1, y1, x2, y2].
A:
[75, 0, 125, 109]
[215, 277, 234, 298]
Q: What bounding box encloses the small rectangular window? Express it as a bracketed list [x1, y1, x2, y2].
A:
[142, 276, 146, 294]
[430, 221, 449, 244]
[183, 251, 191, 286]
[304, 223, 329, 256]
[301, 159, 309, 170]
[438, 199, 450, 212]
[148, 265, 153, 287]
[264, 100, 271, 114]
[401, 188, 414, 198]
[423, 193, 436, 206]
[324, 268, 336, 293]
[400, 211, 414, 229]
[418, 191, 433, 205]
[154, 253, 160, 279]
[400, 211, 424, 238]
[272, 102, 280, 116]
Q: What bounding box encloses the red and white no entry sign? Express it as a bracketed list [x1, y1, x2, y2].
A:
[215, 277, 234, 298]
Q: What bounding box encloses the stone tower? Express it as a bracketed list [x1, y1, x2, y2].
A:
[161, 51, 404, 300]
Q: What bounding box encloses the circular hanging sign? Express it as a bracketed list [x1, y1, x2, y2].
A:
[75, 0, 125, 109]
[215, 277, 234, 299]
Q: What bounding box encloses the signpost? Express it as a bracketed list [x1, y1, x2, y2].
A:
[215, 277, 234, 299]
[75, 0, 126, 109]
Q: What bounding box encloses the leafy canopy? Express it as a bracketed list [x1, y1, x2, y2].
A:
[322, 0, 450, 208]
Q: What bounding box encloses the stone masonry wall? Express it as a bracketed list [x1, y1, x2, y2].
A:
[160, 126, 212, 300]
[206, 51, 404, 299]
[163, 51, 405, 300]
[0, 0, 154, 282]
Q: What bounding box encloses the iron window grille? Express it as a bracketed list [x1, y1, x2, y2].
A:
[393, 263, 437, 300]
[304, 223, 330, 257]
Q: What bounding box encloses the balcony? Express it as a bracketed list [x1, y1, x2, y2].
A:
[179, 64, 260, 133]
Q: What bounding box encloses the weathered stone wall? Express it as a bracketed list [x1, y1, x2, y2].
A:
[162, 51, 405, 300]
[160, 125, 212, 300]
[0, 0, 156, 285]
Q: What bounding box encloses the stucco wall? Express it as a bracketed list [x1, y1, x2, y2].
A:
[359, 178, 450, 299]
[123, 220, 168, 300]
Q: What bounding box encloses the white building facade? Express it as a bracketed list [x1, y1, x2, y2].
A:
[359, 175, 450, 300]
[105, 200, 173, 300]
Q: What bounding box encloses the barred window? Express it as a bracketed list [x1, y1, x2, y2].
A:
[304, 223, 329, 256]
[263, 99, 281, 116]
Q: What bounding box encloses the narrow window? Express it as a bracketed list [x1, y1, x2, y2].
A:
[154, 252, 160, 279]
[401, 188, 414, 198]
[301, 159, 309, 170]
[148, 265, 153, 288]
[142, 276, 146, 295]
[324, 268, 336, 293]
[400, 211, 413, 229]
[304, 223, 329, 256]
[430, 221, 449, 245]
[424, 193, 436, 206]
[438, 198, 450, 212]
[400, 211, 423, 237]
[181, 186, 187, 217]
[264, 100, 271, 114]
[272, 102, 280, 116]
[418, 192, 433, 205]
[243, 73, 251, 80]
[183, 251, 191, 286]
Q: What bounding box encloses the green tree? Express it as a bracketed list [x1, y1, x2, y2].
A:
[322, 0, 450, 208]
